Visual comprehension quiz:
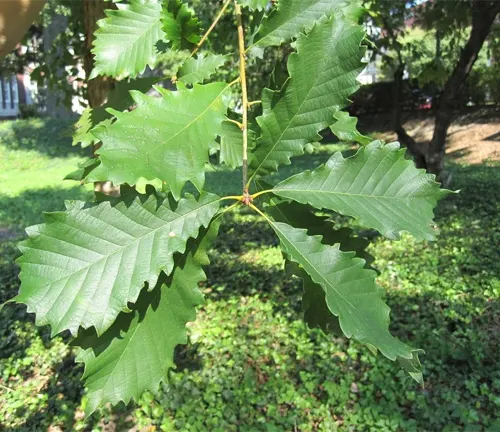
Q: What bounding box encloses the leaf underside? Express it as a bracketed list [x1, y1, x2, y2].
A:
[88, 82, 230, 199]
[75, 217, 222, 416]
[90, 0, 165, 79]
[15, 190, 219, 337]
[273, 141, 449, 240]
[249, 14, 365, 178]
[272, 222, 422, 382]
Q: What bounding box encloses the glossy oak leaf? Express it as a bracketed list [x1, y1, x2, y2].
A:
[88, 82, 231, 199]
[76, 255, 202, 416]
[14, 191, 220, 337]
[75, 217, 222, 416]
[73, 78, 158, 149]
[249, 14, 365, 178]
[161, 0, 202, 50]
[272, 222, 423, 382]
[250, 0, 362, 49]
[90, 0, 165, 79]
[177, 53, 229, 86]
[219, 120, 258, 169]
[273, 141, 450, 240]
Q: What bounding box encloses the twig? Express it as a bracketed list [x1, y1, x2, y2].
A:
[248, 100, 262, 107]
[226, 118, 244, 129]
[234, 1, 249, 195]
[0, 383, 14, 392]
[189, 0, 232, 59]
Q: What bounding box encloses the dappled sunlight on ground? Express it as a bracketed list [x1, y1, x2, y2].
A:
[0, 119, 499, 430]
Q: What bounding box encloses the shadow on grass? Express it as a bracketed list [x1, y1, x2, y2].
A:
[0, 118, 87, 159]
[0, 186, 90, 234]
[0, 161, 499, 430]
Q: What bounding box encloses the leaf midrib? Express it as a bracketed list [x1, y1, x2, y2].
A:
[98, 4, 163, 72]
[251, 18, 359, 178]
[273, 188, 433, 201]
[273, 223, 355, 310]
[145, 83, 229, 156]
[248, 0, 327, 51]
[26, 198, 217, 297]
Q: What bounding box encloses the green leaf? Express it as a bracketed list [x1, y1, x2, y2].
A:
[219, 121, 257, 169]
[72, 108, 100, 149]
[249, 14, 365, 178]
[264, 199, 374, 267]
[330, 111, 371, 145]
[161, 0, 202, 50]
[87, 82, 230, 199]
[92, 77, 159, 125]
[251, 0, 361, 49]
[286, 261, 342, 335]
[76, 255, 204, 416]
[177, 53, 228, 86]
[272, 222, 422, 381]
[90, 0, 164, 79]
[241, 0, 269, 11]
[73, 78, 158, 148]
[263, 198, 375, 335]
[75, 217, 221, 416]
[14, 191, 220, 336]
[64, 158, 101, 182]
[273, 141, 449, 240]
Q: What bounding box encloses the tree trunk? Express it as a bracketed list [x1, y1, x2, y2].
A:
[426, 2, 500, 176]
[83, 0, 119, 196]
[392, 64, 427, 169]
[43, 11, 72, 118]
[83, 0, 114, 108]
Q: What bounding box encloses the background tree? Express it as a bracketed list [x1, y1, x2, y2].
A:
[366, 0, 500, 177]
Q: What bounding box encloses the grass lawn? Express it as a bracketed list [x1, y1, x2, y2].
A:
[0, 119, 499, 431]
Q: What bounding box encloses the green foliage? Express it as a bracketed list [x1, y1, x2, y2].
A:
[88, 82, 230, 199]
[5, 0, 450, 417]
[330, 111, 371, 145]
[241, 0, 269, 11]
[76, 253, 207, 416]
[90, 0, 165, 79]
[270, 222, 421, 378]
[14, 189, 219, 336]
[176, 53, 229, 85]
[251, 0, 360, 49]
[219, 121, 257, 169]
[249, 14, 365, 178]
[161, 0, 202, 50]
[272, 141, 448, 240]
[0, 123, 498, 429]
[73, 78, 158, 148]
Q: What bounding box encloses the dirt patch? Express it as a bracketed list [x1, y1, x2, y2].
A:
[365, 108, 500, 164]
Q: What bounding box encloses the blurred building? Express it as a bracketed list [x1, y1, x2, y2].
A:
[0, 74, 36, 118]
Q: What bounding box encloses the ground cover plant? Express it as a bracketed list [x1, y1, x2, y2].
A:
[0, 0, 457, 423]
[0, 120, 499, 430]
